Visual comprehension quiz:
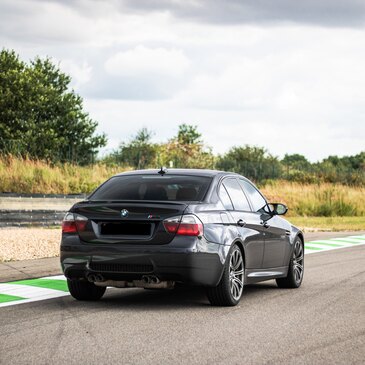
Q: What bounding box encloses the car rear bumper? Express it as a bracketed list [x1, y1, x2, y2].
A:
[60, 235, 225, 287]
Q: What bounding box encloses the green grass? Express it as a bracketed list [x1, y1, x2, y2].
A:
[289, 216, 365, 232]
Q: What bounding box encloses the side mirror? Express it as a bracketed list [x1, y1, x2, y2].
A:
[268, 203, 288, 216]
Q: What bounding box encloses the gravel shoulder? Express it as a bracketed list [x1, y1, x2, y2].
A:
[0, 228, 61, 262]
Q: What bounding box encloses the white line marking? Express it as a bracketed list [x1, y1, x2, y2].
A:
[330, 238, 365, 244]
[303, 249, 318, 255]
[0, 283, 69, 308]
[42, 275, 66, 280]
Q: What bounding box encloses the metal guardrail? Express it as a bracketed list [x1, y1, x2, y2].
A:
[0, 194, 87, 227]
[0, 210, 65, 227]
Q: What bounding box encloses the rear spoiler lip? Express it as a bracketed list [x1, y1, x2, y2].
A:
[70, 200, 196, 208]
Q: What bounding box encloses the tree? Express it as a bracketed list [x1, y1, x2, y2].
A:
[158, 124, 215, 169]
[177, 124, 202, 145]
[217, 145, 281, 182]
[282, 154, 311, 171]
[111, 128, 158, 169]
[0, 49, 106, 164]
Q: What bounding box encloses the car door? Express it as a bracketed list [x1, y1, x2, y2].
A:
[238, 179, 289, 268]
[261, 215, 291, 268]
[220, 177, 265, 269]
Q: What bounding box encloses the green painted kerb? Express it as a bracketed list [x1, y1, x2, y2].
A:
[12, 279, 69, 292]
[0, 293, 25, 303]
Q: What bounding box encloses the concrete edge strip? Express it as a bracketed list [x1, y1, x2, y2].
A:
[0, 234, 364, 307]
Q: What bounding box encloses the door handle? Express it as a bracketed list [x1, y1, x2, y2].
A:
[237, 219, 246, 227]
[261, 221, 270, 229]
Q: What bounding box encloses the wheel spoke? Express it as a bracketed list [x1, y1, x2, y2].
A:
[233, 277, 243, 288]
[296, 255, 304, 262]
[294, 265, 302, 282]
[233, 280, 240, 293]
[233, 256, 242, 270]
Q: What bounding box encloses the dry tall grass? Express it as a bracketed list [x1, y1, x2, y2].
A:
[0, 156, 364, 217]
[0, 155, 124, 194]
[262, 181, 365, 217]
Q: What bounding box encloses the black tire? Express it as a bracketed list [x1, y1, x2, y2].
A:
[276, 237, 304, 288]
[67, 279, 106, 301]
[206, 244, 244, 306]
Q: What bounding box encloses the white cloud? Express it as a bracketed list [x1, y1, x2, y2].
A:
[0, 0, 364, 161]
[59, 59, 92, 88]
[105, 46, 190, 77]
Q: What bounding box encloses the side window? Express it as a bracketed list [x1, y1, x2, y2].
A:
[218, 184, 233, 210]
[223, 178, 251, 211]
[239, 179, 267, 212]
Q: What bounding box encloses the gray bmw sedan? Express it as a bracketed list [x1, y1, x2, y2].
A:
[61, 168, 304, 306]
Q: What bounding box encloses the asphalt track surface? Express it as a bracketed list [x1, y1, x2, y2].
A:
[1, 236, 364, 365]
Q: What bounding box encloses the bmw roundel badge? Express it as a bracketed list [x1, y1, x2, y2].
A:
[121, 209, 129, 218]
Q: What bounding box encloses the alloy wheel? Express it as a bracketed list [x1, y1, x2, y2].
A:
[229, 247, 244, 300]
[292, 240, 304, 284]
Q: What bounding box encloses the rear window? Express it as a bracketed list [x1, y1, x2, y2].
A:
[89, 175, 212, 202]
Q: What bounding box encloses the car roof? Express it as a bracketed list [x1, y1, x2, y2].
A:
[114, 168, 237, 178]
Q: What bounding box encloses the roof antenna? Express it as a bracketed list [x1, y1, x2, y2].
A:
[158, 166, 167, 175]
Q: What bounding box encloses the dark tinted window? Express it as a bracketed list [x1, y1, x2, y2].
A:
[219, 184, 233, 210]
[223, 178, 251, 211]
[239, 179, 267, 212]
[90, 175, 212, 201]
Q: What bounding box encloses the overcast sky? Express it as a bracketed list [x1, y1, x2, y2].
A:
[1, 0, 365, 161]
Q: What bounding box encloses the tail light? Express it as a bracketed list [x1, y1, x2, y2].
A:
[163, 215, 203, 237]
[62, 212, 88, 233]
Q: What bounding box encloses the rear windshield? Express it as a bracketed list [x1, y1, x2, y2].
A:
[89, 175, 212, 202]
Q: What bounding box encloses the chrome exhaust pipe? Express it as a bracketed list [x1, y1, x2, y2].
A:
[142, 275, 151, 284]
[87, 273, 104, 283]
[95, 274, 104, 282]
[141, 275, 160, 284]
[87, 274, 96, 282]
[150, 276, 160, 284]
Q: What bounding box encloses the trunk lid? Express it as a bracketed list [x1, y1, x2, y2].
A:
[72, 200, 188, 244]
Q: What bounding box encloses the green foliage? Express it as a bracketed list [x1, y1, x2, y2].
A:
[104, 124, 364, 186]
[0, 49, 106, 164]
[158, 124, 214, 169]
[177, 123, 202, 145]
[105, 124, 215, 170]
[217, 145, 282, 181]
[282, 154, 311, 170]
[107, 128, 158, 169]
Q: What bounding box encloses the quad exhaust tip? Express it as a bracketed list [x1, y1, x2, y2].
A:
[87, 273, 104, 283]
[141, 275, 160, 285]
